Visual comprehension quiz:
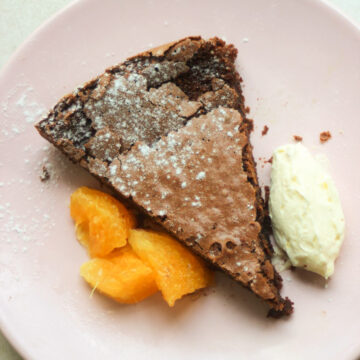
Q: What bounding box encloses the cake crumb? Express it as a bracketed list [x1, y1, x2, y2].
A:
[293, 135, 303, 142]
[320, 131, 332, 143]
[40, 166, 50, 182]
[247, 119, 254, 133]
[261, 125, 269, 136]
[265, 156, 273, 164]
[245, 106, 250, 114]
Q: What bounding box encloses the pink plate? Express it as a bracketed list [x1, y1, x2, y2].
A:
[0, 0, 359, 359]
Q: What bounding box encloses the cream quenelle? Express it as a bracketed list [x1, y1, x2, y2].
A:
[269, 143, 345, 279]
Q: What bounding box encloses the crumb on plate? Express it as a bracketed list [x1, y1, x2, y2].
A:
[261, 125, 269, 136]
[320, 131, 332, 143]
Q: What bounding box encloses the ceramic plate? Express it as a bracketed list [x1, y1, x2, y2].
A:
[0, 0, 359, 359]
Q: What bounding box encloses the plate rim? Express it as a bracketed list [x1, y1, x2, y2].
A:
[0, 0, 359, 359]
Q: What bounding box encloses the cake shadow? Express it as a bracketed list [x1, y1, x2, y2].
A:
[290, 267, 327, 289]
[44, 147, 101, 189]
[212, 272, 272, 321]
[77, 269, 294, 342]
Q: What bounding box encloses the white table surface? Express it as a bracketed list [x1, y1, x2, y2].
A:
[0, 0, 359, 359]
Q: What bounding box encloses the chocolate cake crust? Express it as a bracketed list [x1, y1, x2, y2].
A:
[36, 36, 293, 316]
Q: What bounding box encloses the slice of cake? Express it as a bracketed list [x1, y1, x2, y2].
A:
[36, 36, 293, 317]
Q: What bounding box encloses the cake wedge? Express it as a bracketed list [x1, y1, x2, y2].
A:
[35, 36, 293, 317]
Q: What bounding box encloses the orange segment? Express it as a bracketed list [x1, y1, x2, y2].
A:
[80, 245, 158, 303]
[129, 229, 213, 306]
[70, 187, 136, 257]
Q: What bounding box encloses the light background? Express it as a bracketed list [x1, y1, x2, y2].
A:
[0, 0, 359, 358]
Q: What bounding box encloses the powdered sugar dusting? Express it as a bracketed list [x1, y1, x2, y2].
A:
[0, 83, 47, 140]
[16, 87, 46, 124]
[82, 73, 197, 150]
[0, 201, 56, 250]
[196, 171, 206, 180]
[0, 140, 98, 256]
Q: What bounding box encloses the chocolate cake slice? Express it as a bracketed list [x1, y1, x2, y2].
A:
[36, 36, 293, 317]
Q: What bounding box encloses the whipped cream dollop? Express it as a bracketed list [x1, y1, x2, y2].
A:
[269, 144, 345, 279]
